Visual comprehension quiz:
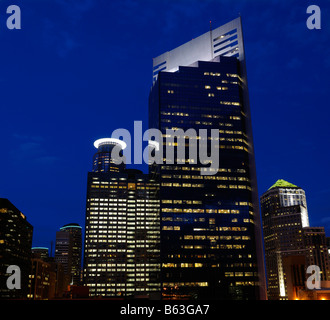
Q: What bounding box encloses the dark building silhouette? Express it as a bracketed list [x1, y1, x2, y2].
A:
[282, 255, 306, 300]
[27, 258, 54, 300]
[55, 230, 72, 277]
[0, 198, 33, 299]
[58, 223, 82, 285]
[149, 17, 266, 300]
[27, 252, 68, 300]
[31, 247, 49, 260]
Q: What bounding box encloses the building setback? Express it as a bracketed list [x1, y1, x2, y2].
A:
[149, 17, 266, 300]
[83, 138, 160, 298]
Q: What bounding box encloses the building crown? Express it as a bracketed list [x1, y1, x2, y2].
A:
[268, 179, 299, 190]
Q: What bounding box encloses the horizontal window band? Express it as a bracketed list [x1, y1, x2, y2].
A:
[213, 34, 238, 48]
[213, 29, 237, 42]
[153, 60, 167, 71]
[153, 66, 167, 76]
[214, 41, 238, 55]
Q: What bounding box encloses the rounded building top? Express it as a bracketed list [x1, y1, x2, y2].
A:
[31, 247, 49, 251]
[93, 138, 127, 150]
[60, 223, 82, 230]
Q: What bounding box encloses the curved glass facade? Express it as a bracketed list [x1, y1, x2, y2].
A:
[92, 142, 126, 173]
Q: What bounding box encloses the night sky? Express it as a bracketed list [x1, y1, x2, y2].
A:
[0, 0, 329, 250]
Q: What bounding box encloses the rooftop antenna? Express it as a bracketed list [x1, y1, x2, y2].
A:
[209, 20, 214, 59]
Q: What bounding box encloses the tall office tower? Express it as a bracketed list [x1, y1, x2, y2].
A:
[58, 223, 82, 285]
[260, 179, 310, 300]
[149, 17, 266, 300]
[303, 227, 330, 281]
[83, 138, 160, 298]
[0, 198, 33, 299]
[55, 229, 72, 277]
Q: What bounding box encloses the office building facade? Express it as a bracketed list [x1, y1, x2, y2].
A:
[30, 246, 69, 299]
[27, 258, 55, 300]
[55, 230, 72, 277]
[0, 198, 33, 299]
[83, 138, 160, 298]
[260, 179, 310, 299]
[59, 223, 82, 285]
[149, 17, 266, 300]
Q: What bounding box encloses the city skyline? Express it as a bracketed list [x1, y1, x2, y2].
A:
[1, 1, 330, 304]
[0, 0, 329, 252]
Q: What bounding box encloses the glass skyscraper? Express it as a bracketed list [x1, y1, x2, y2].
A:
[149, 17, 266, 300]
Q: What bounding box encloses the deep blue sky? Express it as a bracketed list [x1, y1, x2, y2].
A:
[0, 0, 329, 249]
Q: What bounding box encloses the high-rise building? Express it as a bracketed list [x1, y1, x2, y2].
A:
[55, 229, 72, 277]
[149, 17, 266, 300]
[83, 138, 160, 298]
[59, 223, 82, 285]
[0, 198, 33, 299]
[260, 179, 310, 300]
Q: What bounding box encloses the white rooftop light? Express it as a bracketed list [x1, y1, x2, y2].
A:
[93, 138, 127, 150]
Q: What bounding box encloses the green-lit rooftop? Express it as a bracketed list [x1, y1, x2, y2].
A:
[268, 179, 299, 190]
